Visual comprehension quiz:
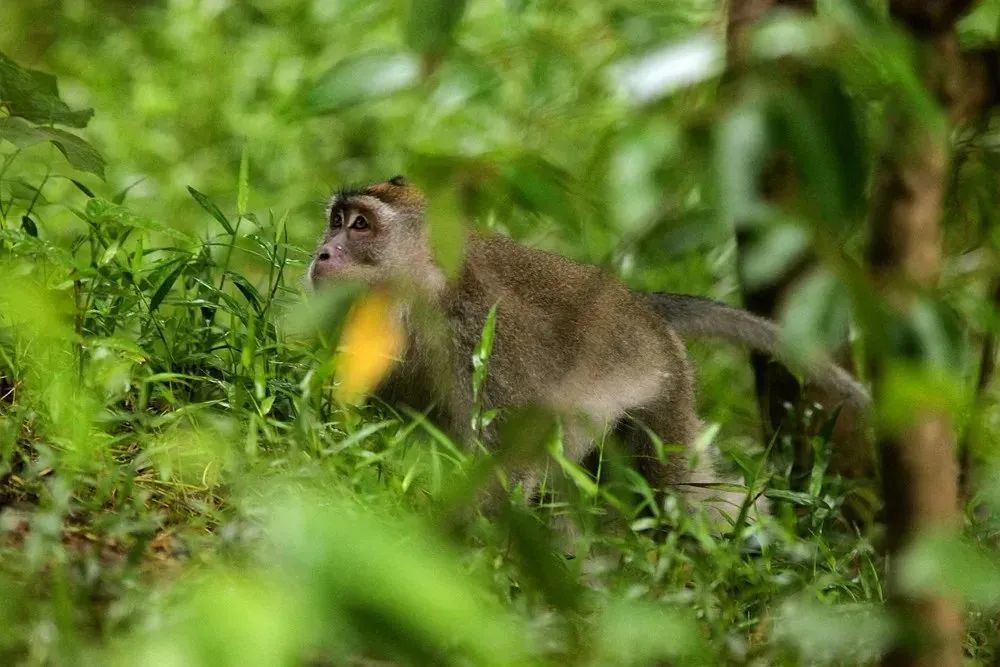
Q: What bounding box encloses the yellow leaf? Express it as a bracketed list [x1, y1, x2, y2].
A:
[334, 290, 404, 403]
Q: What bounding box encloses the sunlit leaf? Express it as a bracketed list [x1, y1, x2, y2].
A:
[715, 103, 769, 229]
[334, 289, 404, 403]
[611, 32, 724, 104]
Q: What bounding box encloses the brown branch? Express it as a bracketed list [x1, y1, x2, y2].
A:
[868, 124, 962, 667]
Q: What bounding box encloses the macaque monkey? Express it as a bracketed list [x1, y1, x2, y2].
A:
[309, 176, 868, 517]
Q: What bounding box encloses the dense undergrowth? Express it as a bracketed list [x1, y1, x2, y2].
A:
[2, 1, 1000, 665]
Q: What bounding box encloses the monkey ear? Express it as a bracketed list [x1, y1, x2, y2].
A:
[388, 175, 408, 186]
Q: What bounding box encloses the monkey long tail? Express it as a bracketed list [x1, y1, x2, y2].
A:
[643, 292, 870, 409]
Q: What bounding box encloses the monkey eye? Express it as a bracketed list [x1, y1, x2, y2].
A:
[331, 212, 344, 228]
[350, 215, 369, 231]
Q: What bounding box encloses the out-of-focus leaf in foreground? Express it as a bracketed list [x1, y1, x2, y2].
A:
[593, 599, 708, 665]
[116, 492, 537, 666]
[900, 531, 1000, 609]
[303, 51, 420, 115]
[776, 599, 895, 664]
[334, 289, 404, 403]
[406, 0, 468, 56]
[0, 52, 94, 127]
[0, 116, 105, 178]
[611, 32, 724, 105]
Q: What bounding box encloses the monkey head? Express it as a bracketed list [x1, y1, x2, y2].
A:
[309, 176, 442, 291]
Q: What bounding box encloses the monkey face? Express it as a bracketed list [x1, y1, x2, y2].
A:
[309, 176, 434, 289]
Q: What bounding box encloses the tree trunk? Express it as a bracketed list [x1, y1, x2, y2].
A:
[868, 2, 986, 664]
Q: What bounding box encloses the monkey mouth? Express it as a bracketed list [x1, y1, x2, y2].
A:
[311, 259, 352, 281]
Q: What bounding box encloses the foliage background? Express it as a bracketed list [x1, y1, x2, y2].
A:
[1, 0, 999, 664]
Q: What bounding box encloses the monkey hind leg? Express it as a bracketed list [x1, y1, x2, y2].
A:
[619, 396, 766, 528]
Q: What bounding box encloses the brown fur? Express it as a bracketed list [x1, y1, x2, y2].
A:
[311, 178, 758, 516]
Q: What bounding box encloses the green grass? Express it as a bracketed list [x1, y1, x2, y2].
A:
[0, 178, 996, 666]
[2, 0, 1000, 663]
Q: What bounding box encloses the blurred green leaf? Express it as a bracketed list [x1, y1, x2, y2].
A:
[739, 223, 810, 288]
[269, 496, 534, 665]
[769, 70, 868, 227]
[877, 362, 969, 435]
[611, 32, 724, 105]
[504, 505, 583, 612]
[0, 116, 105, 178]
[779, 268, 851, 364]
[776, 600, 895, 664]
[406, 0, 468, 55]
[594, 600, 708, 665]
[426, 182, 465, 277]
[303, 51, 420, 115]
[499, 155, 579, 230]
[900, 531, 1000, 608]
[0, 52, 93, 127]
[715, 103, 769, 229]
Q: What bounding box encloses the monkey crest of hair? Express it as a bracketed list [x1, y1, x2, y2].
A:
[310, 178, 870, 523]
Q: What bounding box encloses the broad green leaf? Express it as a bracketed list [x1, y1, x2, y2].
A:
[303, 51, 420, 115]
[876, 362, 968, 435]
[499, 155, 579, 231]
[0, 52, 94, 127]
[776, 600, 894, 663]
[0, 116, 105, 178]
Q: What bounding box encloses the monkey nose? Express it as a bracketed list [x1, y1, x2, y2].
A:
[318, 249, 331, 261]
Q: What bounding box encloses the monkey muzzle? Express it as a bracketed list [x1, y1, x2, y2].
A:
[310, 241, 351, 283]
